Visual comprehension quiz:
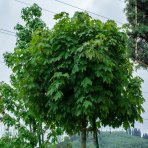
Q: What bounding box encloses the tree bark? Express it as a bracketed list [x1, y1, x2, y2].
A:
[92, 118, 99, 148]
[81, 129, 86, 148]
[81, 121, 87, 148]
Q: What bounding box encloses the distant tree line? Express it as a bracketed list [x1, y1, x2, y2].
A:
[143, 133, 148, 139]
[127, 128, 148, 139]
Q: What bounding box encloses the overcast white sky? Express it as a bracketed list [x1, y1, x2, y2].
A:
[0, 0, 148, 134]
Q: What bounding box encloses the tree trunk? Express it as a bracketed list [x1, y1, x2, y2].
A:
[81, 121, 87, 148]
[29, 124, 35, 148]
[92, 118, 99, 148]
[41, 123, 44, 143]
[38, 131, 41, 147]
[32, 120, 37, 148]
[81, 129, 86, 148]
[38, 123, 43, 147]
[134, 0, 138, 60]
[41, 133, 44, 143]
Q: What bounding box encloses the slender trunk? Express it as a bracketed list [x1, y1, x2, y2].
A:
[92, 118, 99, 148]
[135, 0, 138, 60]
[29, 124, 32, 132]
[29, 124, 35, 148]
[93, 130, 99, 148]
[41, 123, 44, 143]
[32, 120, 37, 148]
[41, 133, 44, 143]
[38, 134, 41, 147]
[81, 121, 87, 148]
[81, 129, 86, 148]
[38, 123, 43, 146]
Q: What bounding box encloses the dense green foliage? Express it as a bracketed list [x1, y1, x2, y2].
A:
[0, 82, 39, 146]
[0, 4, 60, 147]
[0, 135, 32, 148]
[0, 3, 145, 148]
[125, 0, 148, 65]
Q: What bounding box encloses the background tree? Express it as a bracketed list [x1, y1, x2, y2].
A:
[126, 128, 132, 135]
[132, 128, 141, 137]
[125, 0, 148, 66]
[2, 4, 144, 148]
[13, 4, 47, 146]
[143, 133, 148, 139]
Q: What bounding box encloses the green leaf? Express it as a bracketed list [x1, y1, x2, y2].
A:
[81, 77, 92, 88]
[83, 100, 92, 109]
[53, 91, 63, 101]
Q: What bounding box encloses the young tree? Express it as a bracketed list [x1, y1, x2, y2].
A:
[0, 4, 59, 147]
[0, 81, 51, 147]
[3, 4, 144, 148]
[125, 0, 148, 66]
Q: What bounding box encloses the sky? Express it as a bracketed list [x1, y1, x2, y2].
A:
[0, 0, 148, 134]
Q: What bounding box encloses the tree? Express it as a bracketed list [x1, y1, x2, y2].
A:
[0, 82, 36, 147]
[127, 128, 132, 135]
[56, 136, 72, 148]
[0, 81, 53, 147]
[0, 4, 60, 147]
[143, 133, 148, 139]
[3, 4, 144, 148]
[125, 0, 148, 66]
[132, 128, 141, 137]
